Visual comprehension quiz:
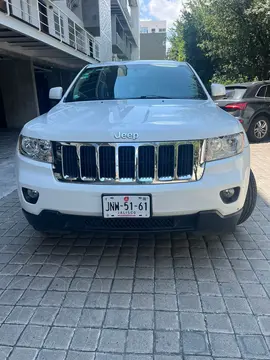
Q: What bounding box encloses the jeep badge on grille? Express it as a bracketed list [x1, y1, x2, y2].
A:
[114, 132, 139, 140]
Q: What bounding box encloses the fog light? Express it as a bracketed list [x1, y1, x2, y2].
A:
[220, 187, 240, 204]
[22, 188, 39, 204]
[222, 188, 235, 198]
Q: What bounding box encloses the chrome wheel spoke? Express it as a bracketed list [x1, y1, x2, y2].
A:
[254, 120, 268, 138]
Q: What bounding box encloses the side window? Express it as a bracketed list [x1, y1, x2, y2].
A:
[266, 86, 270, 98]
[257, 86, 267, 97]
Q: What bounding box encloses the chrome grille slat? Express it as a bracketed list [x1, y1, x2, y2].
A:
[158, 145, 174, 180]
[53, 141, 205, 184]
[80, 145, 97, 180]
[99, 146, 115, 180]
[119, 146, 135, 180]
[62, 145, 79, 180]
[138, 145, 155, 180]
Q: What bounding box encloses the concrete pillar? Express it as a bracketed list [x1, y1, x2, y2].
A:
[130, 5, 140, 60]
[0, 58, 39, 129]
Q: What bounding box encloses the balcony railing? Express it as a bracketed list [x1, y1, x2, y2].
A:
[2, 0, 100, 61]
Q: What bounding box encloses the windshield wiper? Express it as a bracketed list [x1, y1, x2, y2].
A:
[129, 95, 173, 99]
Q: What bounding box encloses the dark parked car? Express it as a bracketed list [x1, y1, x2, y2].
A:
[216, 81, 270, 142]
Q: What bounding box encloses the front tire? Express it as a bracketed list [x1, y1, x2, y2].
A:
[247, 116, 269, 142]
[238, 170, 257, 225]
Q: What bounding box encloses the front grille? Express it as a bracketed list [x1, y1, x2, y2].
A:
[53, 141, 204, 184]
[138, 146, 155, 179]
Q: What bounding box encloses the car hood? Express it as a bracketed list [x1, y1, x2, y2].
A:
[22, 99, 242, 142]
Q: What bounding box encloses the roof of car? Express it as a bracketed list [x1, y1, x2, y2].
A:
[226, 80, 270, 88]
[86, 60, 187, 68]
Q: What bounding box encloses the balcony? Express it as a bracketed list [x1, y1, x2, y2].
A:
[111, 0, 137, 45]
[112, 32, 130, 59]
[0, 0, 100, 68]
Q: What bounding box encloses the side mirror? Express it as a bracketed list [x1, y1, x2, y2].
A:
[49, 87, 63, 100]
[211, 83, 226, 100]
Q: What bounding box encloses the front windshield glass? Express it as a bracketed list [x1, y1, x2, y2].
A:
[64, 63, 208, 102]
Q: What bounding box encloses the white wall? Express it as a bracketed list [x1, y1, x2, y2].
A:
[140, 20, 166, 33]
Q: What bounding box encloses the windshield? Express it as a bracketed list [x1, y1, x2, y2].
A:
[225, 87, 247, 100]
[64, 63, 208, 102]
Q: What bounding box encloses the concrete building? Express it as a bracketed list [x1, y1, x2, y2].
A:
[140, 20, 166, 60]
[0, 0, 139, 129]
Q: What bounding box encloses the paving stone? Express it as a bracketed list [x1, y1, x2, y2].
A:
[176, 280, 198, 295]
[209, 333, 241, 357]
[237, 334, 270, 359]
[5, 306, 35, 325]
[36, 349, 66, 360]
[205, 313, 233, 333]
[111, 279, 133, 293]
[8, 347, 38, 360]
[131, 294, 154, 310]
[85, 293, 109, 308]
[155, 311, 179, 330]
[155, 279, 176, 294]
[30, 307, 59, 325]
[98, 329, 126, 353]
[104, 309, 129, 329]
[125, 355, 151, 360]
[17, 290, 45, 306]
[249, 297, 270, 315]
[178, 295, 201, 312]
[258, 316, 270, 335]
[0, 305, 12, 323]
[70, 328, 100, 351]
[78, 308, 105, 327]
[18, 325, 49, 347]
[126, 330, 153, 353]
[66, 350, 95, 360]
[44, 327, 74, 350]
[0, 290, 23, 305]
[62, 292, 87, 308]
[134, 279, 154, 293]
[29, 277, 52, 291]
[7, 276, 33, 289]
[130, 310, 154, 329]
[48, 278, 71, 292]
[183, 331, 210, 355]
[231, 314, 261, 334]
[54, 308, 81, 327]
[40, 291, 66, 307]
[241, 283, 268, 297]
[108, 294, 131, 309]
[201, 296, 226, 313]
[0, 324, 24, 346]
[224, 297, 252, 314]
[198, 282, 220, 296]
[219, 282, 244, 297]
[180, 313, 205, 331]
[155, 331, 180, 353]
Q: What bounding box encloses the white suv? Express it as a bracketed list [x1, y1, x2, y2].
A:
[16, 60, 257, 233]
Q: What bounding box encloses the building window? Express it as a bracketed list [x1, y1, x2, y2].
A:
[151, 28, 156, 33]
[140, 27, 148, 33]
[159, 28, 166, 32]
[54, 12, 64, 39]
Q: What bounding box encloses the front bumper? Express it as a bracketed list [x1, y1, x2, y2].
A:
[23, 209, 242, 233]
[16, 146, 250, 232]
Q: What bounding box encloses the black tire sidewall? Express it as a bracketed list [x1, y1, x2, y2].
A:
[248, 116, 269, 142]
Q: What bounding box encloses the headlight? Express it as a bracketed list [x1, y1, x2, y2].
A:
[19, 136, 53, 163]
[205, 133, 244, 162]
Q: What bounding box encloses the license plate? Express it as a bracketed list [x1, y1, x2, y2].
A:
[102, 195, 151, 218]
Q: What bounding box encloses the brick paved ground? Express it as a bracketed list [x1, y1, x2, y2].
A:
[0, 135, 270, 359]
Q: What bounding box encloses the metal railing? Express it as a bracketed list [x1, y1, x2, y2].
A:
[2, 0, 100, 61]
